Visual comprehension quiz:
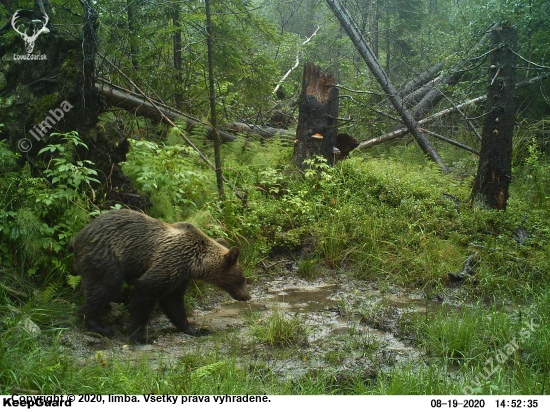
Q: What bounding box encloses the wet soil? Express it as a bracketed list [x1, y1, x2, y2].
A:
[58, 272, 466, 381]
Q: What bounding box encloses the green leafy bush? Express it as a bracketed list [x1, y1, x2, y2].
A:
[122, 140, 212, 222]
[0, 132, 96, 289]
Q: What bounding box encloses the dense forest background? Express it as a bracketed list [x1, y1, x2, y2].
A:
[0, 0, 549, 395]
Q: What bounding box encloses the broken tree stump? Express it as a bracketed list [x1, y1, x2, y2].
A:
[293, 63, 339, 168]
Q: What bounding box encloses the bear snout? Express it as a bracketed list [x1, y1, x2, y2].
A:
[228, 284, 251, 301]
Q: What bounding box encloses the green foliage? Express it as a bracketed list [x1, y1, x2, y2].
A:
[0, 132, 96, 289]
[121, 140, 212, 222]
[37, 132, 100, 209]
[512, 119, 550, 209]
[420, 305, 505, 361]
[188, 361, 227, 381]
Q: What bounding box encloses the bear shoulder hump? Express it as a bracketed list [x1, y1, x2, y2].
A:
[170, 222, 197, 232]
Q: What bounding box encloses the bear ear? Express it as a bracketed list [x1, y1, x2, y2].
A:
[215, 238, 229, 248]
[224, 246, 240, 267]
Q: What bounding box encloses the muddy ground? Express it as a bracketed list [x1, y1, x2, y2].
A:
[55, 263, 476, 382]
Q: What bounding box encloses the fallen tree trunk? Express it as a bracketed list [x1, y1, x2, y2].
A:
[221, 122, 295, 139]
[402, 75, 443, 108]
[326, 0, 450, 173]
[97, 80, 295, 141]
[357, 71, 550, 150]
[422, 129, 479, 155]
[410, 71, 463, 120]
[96, 81, 240, 143]
[398, 62, 444, 100]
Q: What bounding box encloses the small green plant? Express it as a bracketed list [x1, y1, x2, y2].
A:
[523, 138, 549, 207]
[248, 307, 309, 347]
[298, 258, 316, 280]
[0, 132, 95, 287]
[258, 168, 286, 195]
[38, 132, 100, 207]
[122, 140, 211, 221]
[323, 350, 346, 365]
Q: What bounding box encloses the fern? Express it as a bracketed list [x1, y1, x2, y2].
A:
[188, 361, 226, 382]
[40, 283, 59, 303]
[66, 275, 82, 290]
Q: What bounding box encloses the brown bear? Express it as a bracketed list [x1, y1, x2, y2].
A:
[68, 209, 250, 343]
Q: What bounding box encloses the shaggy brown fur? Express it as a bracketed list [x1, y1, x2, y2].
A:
[69, 209, 250, 343]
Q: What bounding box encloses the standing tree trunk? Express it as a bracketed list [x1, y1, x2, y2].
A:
[472, 26, 517, 210]
[326, 0, 450, 173]
[205, 0, 224, 199]
[127, 0, 139, 77]
[79, 0, 102, 125]
[370, 0, 379, 59]
[293, 63, 339, 169]
[173, 8, 184, 109]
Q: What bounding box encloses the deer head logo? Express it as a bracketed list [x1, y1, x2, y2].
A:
[12, 10, 49, 54]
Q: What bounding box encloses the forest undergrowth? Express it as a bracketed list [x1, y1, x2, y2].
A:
[0, 120, 549, 395]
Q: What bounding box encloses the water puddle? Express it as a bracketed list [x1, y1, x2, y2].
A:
[183, 276, 446, 378]
[75, 275, 459, 379]
[189, 284, 338, 329]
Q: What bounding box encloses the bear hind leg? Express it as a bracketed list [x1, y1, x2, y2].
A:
[129, 285, 157, 344]
[79, 267, 124, 337]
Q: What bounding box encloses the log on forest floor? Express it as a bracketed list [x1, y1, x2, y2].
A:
[96, 81, 238, 143]
[97, 80, 295, 142]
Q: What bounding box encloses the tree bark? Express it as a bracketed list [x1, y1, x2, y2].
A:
[409, 72, 462, 120]
[472, 26, 517, 210]
[326, 0, 450, 173]
[370, 0, 379, 59]
[79, 0, 102, 125]
[398, 62, 444, 99]
[293, 63, 339, 168]
[222, 122, 294, 139]
[205, 0, 224, 199]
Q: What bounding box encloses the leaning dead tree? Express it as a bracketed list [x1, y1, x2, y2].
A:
[325, 0, 450, 173]
[472, 27, 517, 210]
[96, 79, 240, 143]
[357, 72, 550, 150]
[293, 63, 339, 168]
[397, 62, 445, 100]
[408, 24, 497, 120]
